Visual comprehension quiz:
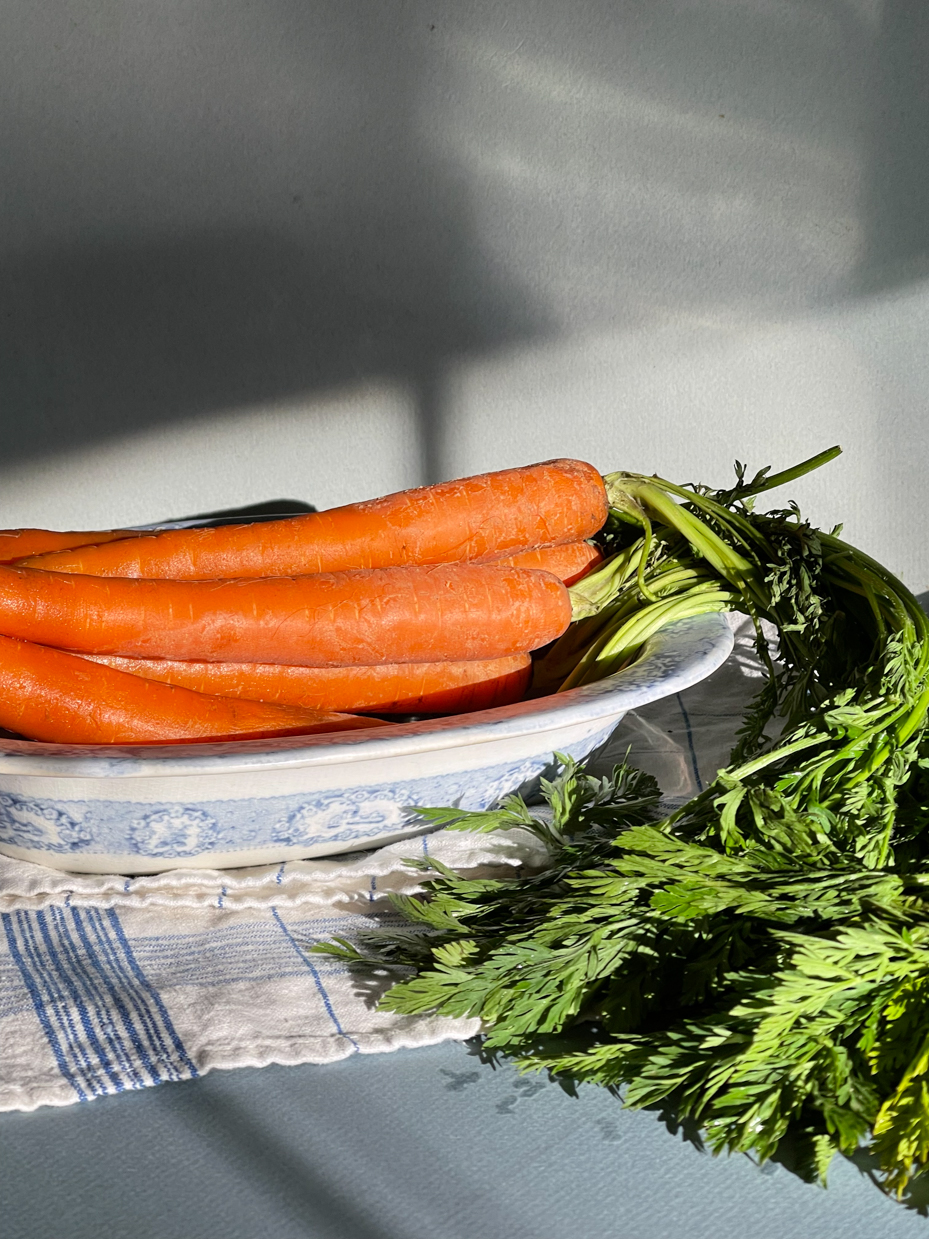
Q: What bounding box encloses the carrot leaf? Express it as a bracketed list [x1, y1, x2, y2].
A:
[315, 448, 929, 1198]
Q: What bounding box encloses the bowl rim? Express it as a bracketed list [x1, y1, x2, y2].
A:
[0, 612, 733, 778]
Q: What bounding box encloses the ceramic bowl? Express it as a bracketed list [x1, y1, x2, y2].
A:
[0, 612, 733, 874]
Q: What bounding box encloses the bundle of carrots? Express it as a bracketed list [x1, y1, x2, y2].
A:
[0, 459, 610, 745]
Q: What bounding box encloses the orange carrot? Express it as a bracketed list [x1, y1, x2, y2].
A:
[0, 527, 137, 563]
[0, 562, 571, 664]
[13, 531, 603, 584]
[77, 652, 533, 714]
[492, 541, 602, 585]
[0, 634, 388, 744]
[20, 459, 607, 578]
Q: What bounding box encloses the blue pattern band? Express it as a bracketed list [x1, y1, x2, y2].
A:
[0, 734, 612, 860]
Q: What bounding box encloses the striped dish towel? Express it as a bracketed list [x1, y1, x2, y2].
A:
[0, 615, 760, 1112]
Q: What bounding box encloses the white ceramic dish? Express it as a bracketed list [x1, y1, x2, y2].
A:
[0, 613, 733, 874]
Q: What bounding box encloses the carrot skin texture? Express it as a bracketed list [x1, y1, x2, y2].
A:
[0, 563, 571, 665]
[0, 528, 136, 563]
[78, 653, 533, 714]
[20, 459, 607, 578]
[0, 635, 388, 744]
[491, 541, 602, 585]
[17, 533, 604, 585]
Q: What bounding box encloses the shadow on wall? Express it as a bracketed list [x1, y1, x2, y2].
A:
[3, 0, 929, 493]
[0, 217, 547, 485]
[0, 0, 551, 487]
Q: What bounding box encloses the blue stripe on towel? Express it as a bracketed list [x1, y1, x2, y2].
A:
[77, 907, 174, 1086]
[19, 909, 106, 1098]
[46, 905, 141, 1091]
[0, 905, 197, 1099]
[271, 907, 360, 1052]
[126, 915, 400, 990]
[2, 911, 88, 1101]
[103, 909, 198, 1080]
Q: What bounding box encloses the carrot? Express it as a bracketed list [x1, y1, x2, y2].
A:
[492, 541, 602, 585]
[12, 531, 603, 584]
[0, 527, 137, 563]
[19, 459, 607, 578]
[77, 652, 533, 714]
[0, 634, 388, 744]
[0, 562, 571, 664]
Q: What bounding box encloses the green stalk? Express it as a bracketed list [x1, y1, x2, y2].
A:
[567, 542, 647, 620]
[560, 586, 737, 689]
[726, 445, 843, 501]
[604, 475, 758, 587]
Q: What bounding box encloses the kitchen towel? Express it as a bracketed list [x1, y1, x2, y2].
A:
[0, 614, 762, 1112]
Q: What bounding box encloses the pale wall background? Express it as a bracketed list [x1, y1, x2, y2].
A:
[1, 1, 928, 582]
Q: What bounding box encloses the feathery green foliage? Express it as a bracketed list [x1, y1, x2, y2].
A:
[316, 448, 929, 1198]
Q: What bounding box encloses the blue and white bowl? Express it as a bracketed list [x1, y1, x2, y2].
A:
[0, 613, 732, 874]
